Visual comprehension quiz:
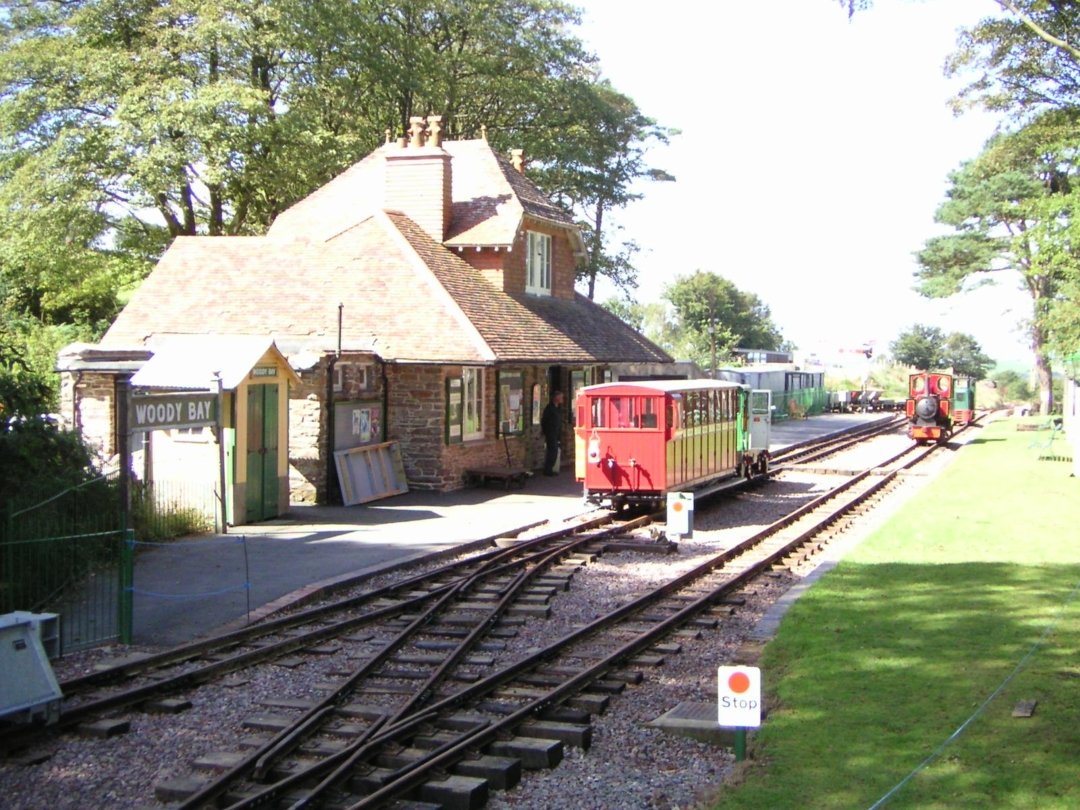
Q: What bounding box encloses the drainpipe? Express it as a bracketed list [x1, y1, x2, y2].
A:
[381, 358, 389, 443]
[325, 303, 344, 505]
[213, 371, 228, 533]
[73, 371, 84, 431]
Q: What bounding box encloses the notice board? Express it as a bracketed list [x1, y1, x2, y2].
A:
[334, 441, 408, 505]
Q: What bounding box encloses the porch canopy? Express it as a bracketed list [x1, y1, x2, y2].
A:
[130, 335, 299, 391]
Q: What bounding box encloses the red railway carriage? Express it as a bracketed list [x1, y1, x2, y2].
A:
[574, 379, 769, 509]
[906, 371, 953, 443]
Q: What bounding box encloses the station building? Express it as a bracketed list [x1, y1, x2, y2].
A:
[57, 117, 671, 523]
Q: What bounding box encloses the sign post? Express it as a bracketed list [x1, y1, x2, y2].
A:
[717, 665, 762, 762]
[129, 392, 217, 432]
[665, 492, 693, 541]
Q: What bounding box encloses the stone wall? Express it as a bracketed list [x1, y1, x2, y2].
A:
[61, 371, 117, 462]
[288, 353, 383, 504]
[387, 364, 445, 489]
[288, 366, 324, 503]
[387, 364, 567, 491]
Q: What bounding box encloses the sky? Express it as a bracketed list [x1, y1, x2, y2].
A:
[573, 0, 1033, 366]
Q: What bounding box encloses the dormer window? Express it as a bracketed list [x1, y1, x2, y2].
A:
[526, 231, 552, 295]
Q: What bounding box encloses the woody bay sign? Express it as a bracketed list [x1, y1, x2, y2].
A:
[131, 392, 217, 432]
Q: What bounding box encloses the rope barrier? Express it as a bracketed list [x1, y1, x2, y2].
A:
[128, 534, 252, 625]
[129, 536, 248, 549]
[867, 574, 1080, 809]
[127, 582, 251, 601]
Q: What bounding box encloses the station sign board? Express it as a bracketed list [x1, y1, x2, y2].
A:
[131, 392, 217, 432]
[717, 665, 761, 728]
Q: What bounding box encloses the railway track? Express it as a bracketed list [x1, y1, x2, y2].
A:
[0, 424, 974, 809]
[169, 437, 964, 808]
[0, 510, 640, 756]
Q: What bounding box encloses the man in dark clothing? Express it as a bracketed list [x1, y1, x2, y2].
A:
[541, 390, 565, 476]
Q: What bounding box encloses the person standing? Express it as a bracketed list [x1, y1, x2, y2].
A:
[541, 390, 565, 476]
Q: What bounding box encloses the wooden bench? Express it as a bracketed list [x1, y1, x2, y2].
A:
[464, 466, 530, 490]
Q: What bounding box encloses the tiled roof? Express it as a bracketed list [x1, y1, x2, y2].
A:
[103, 211, 670, 366]
[103, 217, 493, 363]
[266, 139, 575, 248]
[388, 213, 670, 364]
[101, 133, 670, 368]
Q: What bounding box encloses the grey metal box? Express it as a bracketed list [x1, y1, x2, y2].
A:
[0, 613, 63, 725]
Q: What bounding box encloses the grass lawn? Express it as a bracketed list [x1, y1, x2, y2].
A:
[707, 416, 1080, 809]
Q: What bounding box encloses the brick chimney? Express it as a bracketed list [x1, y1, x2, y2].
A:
[383, 115, 453, 242]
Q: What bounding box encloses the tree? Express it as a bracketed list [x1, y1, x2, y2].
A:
[0, 0, 667, 404]
[940, 332, 995, 378]
[944, 2, 1080, 118]
[0, 0, 632, 246]
[890, 324, 944, 371]
[836, 0, 1080, 165]
[0, 323, 51, 421]
[663, 271, 785, 375]
[535, 80, 674, 299]
[990, 368, 1033, 402]
[600, 298, 645, 333]
[915, 115, 1080, 411]
[1, 324, 103, 504]
[890, 323, 995, 379]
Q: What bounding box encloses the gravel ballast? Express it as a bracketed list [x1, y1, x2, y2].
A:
[0, 431, 965, 810]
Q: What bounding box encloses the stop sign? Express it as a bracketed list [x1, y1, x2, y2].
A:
[717, 665, 761, 727]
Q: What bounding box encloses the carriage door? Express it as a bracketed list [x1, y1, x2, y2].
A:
[749, 389, 772, 451]
[246, 384, 279, 521]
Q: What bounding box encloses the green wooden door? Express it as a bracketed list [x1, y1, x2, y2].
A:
[245, 384, 279, 521]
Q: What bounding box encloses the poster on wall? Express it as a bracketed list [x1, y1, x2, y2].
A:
[531, 383, 543, 426]
[334, 401, 382, 451]
[499, 371, 524, 435]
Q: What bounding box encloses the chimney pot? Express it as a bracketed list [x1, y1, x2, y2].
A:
[384, 113, 453, 242]
[428, 115, 443, 148]
[511, 148, 525, 174]
[408, 116, 426, 148]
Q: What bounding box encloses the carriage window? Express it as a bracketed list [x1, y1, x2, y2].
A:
[681, 393, 692, 428]
[610, 396, 637, 428]
[591, 397, 605, 428]
[641, 398, 657, 428]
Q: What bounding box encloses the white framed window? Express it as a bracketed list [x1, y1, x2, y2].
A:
[334, 362, 371, 393]
[525, 231, 552, 295]
[462, 366, 484, 441]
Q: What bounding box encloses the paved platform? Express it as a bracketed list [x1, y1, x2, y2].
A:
[130, 472, 587, 646]
[129, 412, 886, 647]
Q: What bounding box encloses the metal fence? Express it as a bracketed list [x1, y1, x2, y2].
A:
[0, 529, 133, 653]
[131, 478, 219, 540]
[774, 388, 830, 421]
[2, 477, 133, 653]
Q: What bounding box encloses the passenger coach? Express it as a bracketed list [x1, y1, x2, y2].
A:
[574, 380, 771, 510]
[951, 376, 976, 426]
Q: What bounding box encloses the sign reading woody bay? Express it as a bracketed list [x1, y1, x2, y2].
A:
[131, 392, 217, 432]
